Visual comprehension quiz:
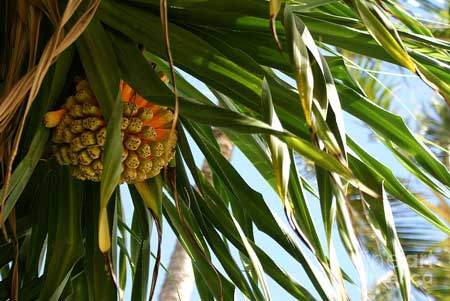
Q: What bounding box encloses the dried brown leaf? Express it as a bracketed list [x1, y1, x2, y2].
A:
[0, 0, 100, 240]
[160, 0, 179, 184]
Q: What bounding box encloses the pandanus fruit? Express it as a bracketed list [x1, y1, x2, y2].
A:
[44, 78, 176, 183]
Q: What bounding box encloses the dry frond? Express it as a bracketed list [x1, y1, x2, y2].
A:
[0, 0, 100, 241]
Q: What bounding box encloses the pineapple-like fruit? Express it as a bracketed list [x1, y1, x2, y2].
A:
[44, 78, 176, 183]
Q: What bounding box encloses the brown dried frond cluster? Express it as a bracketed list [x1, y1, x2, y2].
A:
[44, 78, 176, 183]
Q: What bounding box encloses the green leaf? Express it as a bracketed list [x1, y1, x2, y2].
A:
[109, 32, 172, 98]
[329, 56, 450, 187]
[163, 195, 235, 301]
[173, 153, 260, 300]
[288, 154, 325, 260]
[116, 201, 128, 291]
[415, 61, 450, 104]
[134, 177, 163, 300]
[348, 137, 450, 236]
[353, 0, 415, 71]
[99, 92, 123, 252]
[67, 272, 89, 301]
[77, 19, 121, 121]
[1, 127, 49, 221]
[232, 216, 271, 300]
[261, 78, 290, 203]
[77, 18, 122, 253]
[1, 47, 74, 221]
[218, 91, 319, 198]
[183, 121, 338, 300]
[381, 138, 450, 200]
[83, 183, 117, 301]
[128, 185, 152, 301]
[386, 1, 433, 37]
[134, 177, 163, 222]
[197, 214, 256, 299]
[176, 151, 318, 300]
[284, 5, 314, 128]
[362, 183, 411, 301]
[98, 1, 262, 111]
[269, 0, 283, 50]
[333, 174, 367, 301]
[190, 170, 318, 300]
[38, 168, 84, 301]
[24, 164, 51, 280]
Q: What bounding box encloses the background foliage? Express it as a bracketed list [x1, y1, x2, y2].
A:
[0, 0, 449, 300]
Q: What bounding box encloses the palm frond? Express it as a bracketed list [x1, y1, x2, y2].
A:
[0, 0, 449, 300]
[351, 190, 450, 300]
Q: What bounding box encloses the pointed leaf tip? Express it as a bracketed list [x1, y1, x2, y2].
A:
[270, 0, 283, 51]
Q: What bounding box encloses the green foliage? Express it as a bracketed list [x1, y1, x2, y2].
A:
[0, 0, 449, 300]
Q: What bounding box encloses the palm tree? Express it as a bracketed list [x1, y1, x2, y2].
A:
[0, 0, 449, 300]
[159, 128, 234, 301]
[348, 181, 450, 301]
[158, 241, 194, 301]
[418, 102, 450, 169]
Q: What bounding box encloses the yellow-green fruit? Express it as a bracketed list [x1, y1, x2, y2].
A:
[121, 147, 129, 162]
[123, 167, 137, 182]
[72, 167, 84, 180]
[138, 107, 153, 121]
[121, 117, 129, 130]
[141, 126, 156, 140]
[82, 103, 100, 116]
[82, 117, 104, 131]
[62, 128, 74, 143]
[80, 131, 96, 146]
[52, 125, 65, 143]
[70, 137, 85, 152]
[139, 159, 153, 173]
[59, 146, 72, 165]
[69, 150, 78, 165]
[64, 96, 77, 110]
[136, 170, 147, 182]
[76, 79, 90, 91]
[69, 104, 84, 118]
[92, 160, 103, 173]
[151, 142, 164, 157]
[147, 167, 162, 178]
[123, 102, 138, 117]
[128, 117, 143, 133]
[70, 119, 84, 134]
[125, 152, 140, 169]
[61, 115, 73, 125]
[87, 146, 101, 159]
[79, 150, 93, 165]
[79, 165, 96, 178]
[96, 127, 107, 146]
[54, 151, 64, 165]
[75, 88, 94, 103]
[137, 144, 151, 158]
[86, 174, 100, 182]
[124, 136, 141, 151]
[48, 79, 177, 183]
[153, 156, 166, 169]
